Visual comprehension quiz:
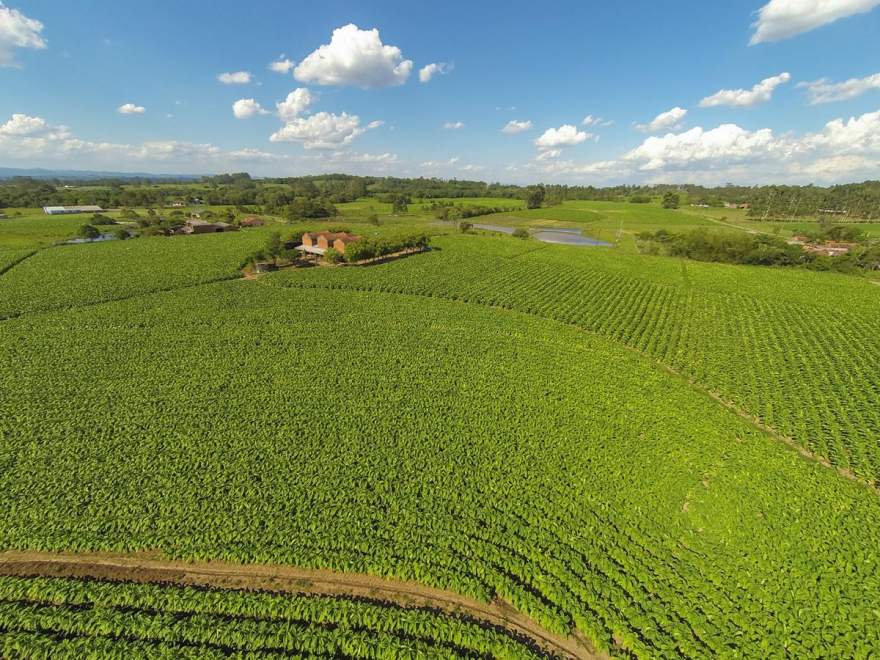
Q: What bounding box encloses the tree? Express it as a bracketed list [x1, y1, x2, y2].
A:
[367, 213, 380, 226]
[391, 195, 408, 213]
[77, 224, 100, 239]
[525, 185, 545, 209]
[662, 192, 680, 209]
[459, 221, 473, 233]
[323, 247, 343, 264]
[264, 231, 282, 265]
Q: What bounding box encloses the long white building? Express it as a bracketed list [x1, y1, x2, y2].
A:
[43, 205, 104, 215]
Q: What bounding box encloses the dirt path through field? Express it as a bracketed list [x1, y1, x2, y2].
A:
[0, 550, 602, 660]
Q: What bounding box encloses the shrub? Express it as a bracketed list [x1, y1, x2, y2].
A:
[512, 228, 529, 239]
[459, 221, 473, 233]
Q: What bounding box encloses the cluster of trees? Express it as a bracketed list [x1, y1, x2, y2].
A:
[279, 198, 337, 220]
[638, 228, 880, 272]
[343, 233, 430, 263]
[746, 182, 880, 220]
[429, 200, 518, 221]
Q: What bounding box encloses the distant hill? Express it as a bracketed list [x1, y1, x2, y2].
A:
[0, 167, 202, 181]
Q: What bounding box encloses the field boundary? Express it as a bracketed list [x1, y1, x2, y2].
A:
[0, 550, 602, 660]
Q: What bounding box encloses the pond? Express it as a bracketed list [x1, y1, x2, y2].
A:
[531, 230, 612, 247]
[65, 233, 117, 244]
[473, 224, 611, 247]
[472, 223, 516, 235]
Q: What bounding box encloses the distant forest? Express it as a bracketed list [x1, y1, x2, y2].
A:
[2, 172, 879, 220]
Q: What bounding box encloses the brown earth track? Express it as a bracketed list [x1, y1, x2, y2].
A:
[0, 550, 603, 660]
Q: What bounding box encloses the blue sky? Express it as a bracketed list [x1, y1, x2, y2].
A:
[2, 0, 880, 184]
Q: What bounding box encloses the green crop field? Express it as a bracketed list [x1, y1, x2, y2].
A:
[1, 208, 879, 657]
[0, 212, 97, 249]
[267, 234, 880, 481]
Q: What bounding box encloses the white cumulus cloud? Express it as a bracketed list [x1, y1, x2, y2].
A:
[275, 88, 314, 121]
[294, 24, 412, 88]
[419, 62, 451, 83]
[750, 0, 880, 44]
[217, 71, 252, 84]
[443, 121, 464, 129]
[0, 113, 50, 136]
[797, 72, 880, 104]
[0, 2, 46, 67]
[625, 124, 780, 171]
[269, 56, 295, 74]
[502, 119, 532, 134]
[700, 72, 790, 108]
[269, 111, 380, 149]
[582, 115, 613, 127]
[117, 103, 145, 115]
[635, 107, 687, 133]
[534, 124, 589, 150]
[232, 99, 268, 119]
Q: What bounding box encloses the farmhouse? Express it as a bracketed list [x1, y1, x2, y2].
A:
[804, 241, 857, 257]
[181, 219, 238, 234]
[723, 202, 750, 210]
[43, 205, 104, 215]
[299, 231, 362, 256]
[241, 216, 265, 227]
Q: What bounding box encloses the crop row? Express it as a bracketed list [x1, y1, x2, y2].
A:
[0, 575, 543, 658]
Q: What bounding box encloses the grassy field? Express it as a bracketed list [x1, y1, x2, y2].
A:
[0, 206, 878, 657]
[472, 201, 718, 250]
[0, 212, 98, 249]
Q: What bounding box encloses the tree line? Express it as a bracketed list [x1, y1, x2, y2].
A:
[638, 227, 880, 273]
[3, 173, 880, 219]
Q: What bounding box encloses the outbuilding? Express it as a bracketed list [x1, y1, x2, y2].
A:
[43, 205, 104, 215]
[182, 219, 238, 234]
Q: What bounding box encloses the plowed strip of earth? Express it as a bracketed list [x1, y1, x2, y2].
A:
[0, 550, 602, 659]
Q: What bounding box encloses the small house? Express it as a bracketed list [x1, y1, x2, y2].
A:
[803, 241, 857, 257]
[333, 234, 362, 253]
[298, 231, 361, 256]
[241, 216, 265, 227]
